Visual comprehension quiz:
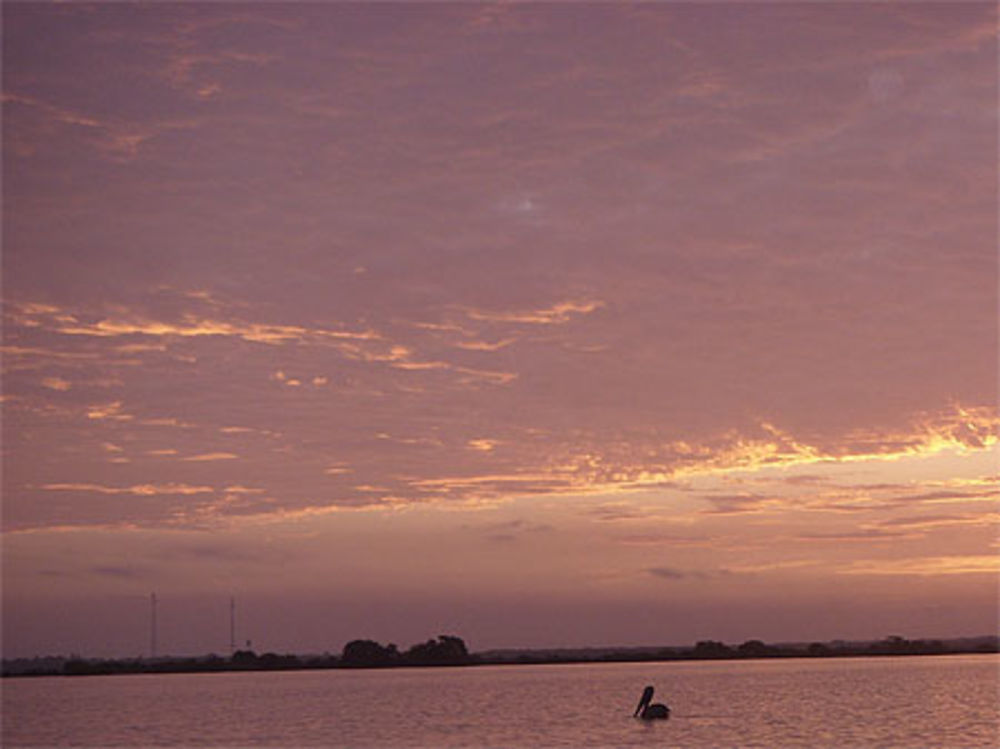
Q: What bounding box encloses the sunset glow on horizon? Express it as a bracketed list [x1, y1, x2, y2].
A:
[3, 2, 997, 658]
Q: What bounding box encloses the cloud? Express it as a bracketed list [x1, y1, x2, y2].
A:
[486, 533, 517, 543]
[56, 315, 376, 345]
[465, 300, 604, 325]
[86, 402, 133, 421]
[470, 518, 554, 537]
[794, 529, 915, 543]
[1, 346, 100, 365]
[1, 92, 191, 162]
[181, 453, 239, 462]
[467, 439, 500, 452]
[777, 474, 830, 487]
[588, 504, 650, 522]
[222, 485, 264, 495]
[164, 50, 276, 89]
[699, 493, 785, 515]
[646, 566, 689, 580]
[615, 533, 712, 547]
[889, 488, 1000, 506]
[41, 483, 215, 496]
[6, 300, 378, 348]
[646, 566, 731, 581]
[838, 555, 1000, 576]
[154, 540, 295, 565]
[452, 366, 518, 386]
[5, 299, 520, 389]
[668, 409, 998, 482]
[453, 338, 516, 351]
[89, 566, 151, 580]
[875, 513, 999, 530]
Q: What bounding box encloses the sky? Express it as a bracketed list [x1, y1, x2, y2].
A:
[2, 2, 997, 659]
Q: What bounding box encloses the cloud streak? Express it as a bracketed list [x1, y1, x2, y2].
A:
[41, 483, 215, 496]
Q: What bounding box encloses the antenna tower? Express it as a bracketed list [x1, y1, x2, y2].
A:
[150, 592, 158, 659]
[230, 596, 236, 655]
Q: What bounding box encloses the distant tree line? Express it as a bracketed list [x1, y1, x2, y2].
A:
[3, 633, 996, 677]
[340, 635, 470, 668]
[30, 635, 470, 676]
[491, 635, 986, 665]
[689, 635, 955, 660]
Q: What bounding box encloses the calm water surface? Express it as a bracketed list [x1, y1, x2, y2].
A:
[3, 654, 998, 747]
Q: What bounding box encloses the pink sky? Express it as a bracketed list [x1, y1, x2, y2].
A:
[3, 2, 997, 658]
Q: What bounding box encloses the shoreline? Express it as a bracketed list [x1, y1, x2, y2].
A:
[4, 635, 997, 678]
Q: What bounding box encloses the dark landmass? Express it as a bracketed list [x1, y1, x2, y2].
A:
[3, 633, 997, 678]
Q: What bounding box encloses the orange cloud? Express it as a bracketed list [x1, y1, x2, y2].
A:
[465, 299, 604, 325]
[41, 483, 214, 496]
[454, 338, 516, 351]
[875, 512, 1000, 530]
[222, 485, 265, 494]
[86, 402, 133, 421]
[41, 377, 71, 391]
[467, 439, 500, 452]
[404, 407, 998, 513]
[453, 366, 518, 385]
[839, 555, 1000, 576]
[666, 407, 999, 482]
[5, 301, 376, 347]
[56, 316, 368, 345]
[6, 300, 522, 390]
[1, 345, 100, 362]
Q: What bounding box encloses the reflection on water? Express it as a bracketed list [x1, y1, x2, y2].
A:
[3, 655, 998, 747]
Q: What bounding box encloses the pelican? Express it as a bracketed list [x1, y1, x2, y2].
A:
[634, 685, 670, 720]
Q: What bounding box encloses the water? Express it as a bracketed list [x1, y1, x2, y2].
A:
[3, 655, 998, 747]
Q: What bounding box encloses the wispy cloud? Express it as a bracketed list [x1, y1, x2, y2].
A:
[5, 299, 519, 389]
[55, 314, 376, 345]
[465, 300, 604, 325]
[453, 338, 516, 352]
[41, 377, 71, 391]
[90, 565, 148, 579]
[86, 402, 133, 421]
[42, 483, 214, 496]
[875, 513, 999, 530]
[839, 555, 1000, 576]
[647, 566, 731, 581]
[2, 92, 190, 162]
[467, 439, 501, 452]
[794, 528, 916, 543]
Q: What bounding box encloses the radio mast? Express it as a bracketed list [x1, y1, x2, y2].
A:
[229, 596, 236, 655]
[150, 593, 158, 659]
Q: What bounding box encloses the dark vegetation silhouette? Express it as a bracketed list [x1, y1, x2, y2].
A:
[341, 635, 470, 668]
[3, 633, 995, 677]
[340, 639, 400, 668]
[405, 635, 470, 665]
[693, 640, 733, 658]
